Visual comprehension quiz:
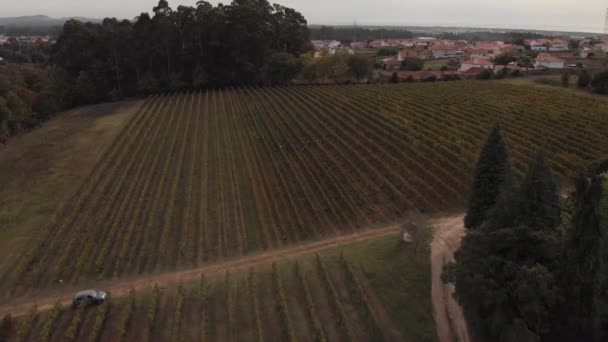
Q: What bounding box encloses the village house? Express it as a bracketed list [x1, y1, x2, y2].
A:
[417, 49, 433, 60]
[350, 41, 368, 49]
[580, 47, 592, 58]
[311, 40, 341, 50]
[382, 58, 402, 70]
[430, 44, 459, 58]
[593, 43, 608, 53]
[468, 48, 494, 60]
[534, 54, 566, 69]
[548, 39, 569, 51]
[525, 39, 569, 52]
[475, 42, 518, 55]
[459, 58, 494, 72]
[397, 50, 420, 61]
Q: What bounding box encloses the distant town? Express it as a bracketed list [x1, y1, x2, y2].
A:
[310, 36, 603, 82]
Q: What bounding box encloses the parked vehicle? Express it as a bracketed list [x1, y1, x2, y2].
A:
[72, 290, 107, 308]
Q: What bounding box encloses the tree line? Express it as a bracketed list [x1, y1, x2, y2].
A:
[0, 0, 311, 142]
[309, 26, 414, 43]
[53, 0, 311, 105]
[445, 125, 608, 341]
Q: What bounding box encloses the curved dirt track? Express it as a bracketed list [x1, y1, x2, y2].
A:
[0, 224, 402, 317]
[431, 215, 471, 342]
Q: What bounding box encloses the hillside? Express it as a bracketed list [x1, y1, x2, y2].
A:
[0, 15, 100, 28]
[1, 81, 607, 298]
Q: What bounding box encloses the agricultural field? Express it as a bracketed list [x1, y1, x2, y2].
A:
[0, 101, 141, 275]
[1, 233, 436, 342]
[2, 81, 608, 297]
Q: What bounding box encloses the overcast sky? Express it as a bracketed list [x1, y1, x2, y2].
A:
[3, 0, 608, 32]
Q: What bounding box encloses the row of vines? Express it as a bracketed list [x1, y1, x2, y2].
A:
[3, 256, 400, 342]
[3, 81, 608, 294]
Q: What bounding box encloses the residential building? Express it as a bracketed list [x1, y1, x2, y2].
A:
[468, 48, 493, 60]
[430, 45, 459, 58]
[383, 58, 402, 70]
[534, 55, 566, 69]
[350, 41, 368, 49]
[459, 58, 494, 72]
[311, 40, 341, 50]
[549, 39, 569, 51]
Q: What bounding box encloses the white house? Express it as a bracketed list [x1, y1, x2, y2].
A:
[311, 40, 341, 50]
[469, 48, 492, 60]
[459, 58, 494, 72]
[430, 45, 459, 58]
[548, 39, 569, 51]
[534, 55, 566, 69]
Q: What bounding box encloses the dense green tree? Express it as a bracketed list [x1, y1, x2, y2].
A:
[72, 71, 97, 106]
[137, 71, 161, 95]
[493, 53, 517, 65]
[52, 0, 311, 99]
[5, 91, 29, 131]
[591, 71, 608, 94]
[447, 152, 562, 342]
[477, 69, 493, 80]
[263, 52, 302, 85]
[561, 71, 570, 87]
[389, 71, 399, 83]
[376, 48, 397, 57]
[578, 69, 591, 88]
[558, 161, 608, 341]
[464, 124, 511, 229]
[401, 57, 424, 71]
[0, 97, 12, 141]
[347, 54, 371, 80]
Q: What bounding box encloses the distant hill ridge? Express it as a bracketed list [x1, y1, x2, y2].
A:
[0, 15, 101, 27]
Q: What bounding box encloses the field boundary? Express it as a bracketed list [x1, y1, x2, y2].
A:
[0, 223, 403, 317]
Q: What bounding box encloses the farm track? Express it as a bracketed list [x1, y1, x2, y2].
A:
[0, 223, 403, 318]
[3, 82, 608, 296]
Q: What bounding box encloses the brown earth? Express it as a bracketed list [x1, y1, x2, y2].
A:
[2, 214, 472, 342]
[0, 223, 402, 317]
[431, 214, 471, 342]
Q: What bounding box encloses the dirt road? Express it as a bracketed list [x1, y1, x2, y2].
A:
[0, 224, 402, 317]
[431, 215, 471, 342]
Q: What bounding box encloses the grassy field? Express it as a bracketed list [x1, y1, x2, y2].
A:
[0, 100, 142, 275]
[423, 58, 452, 70]
[2, 232, 436, 342]
[2, 81, 608, 296]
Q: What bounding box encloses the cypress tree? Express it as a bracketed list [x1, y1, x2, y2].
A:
[389, 72, 399, 83]
[464, 123, 511, 229]
[448, 151, 562, 342]
[559, 161, 608, 341]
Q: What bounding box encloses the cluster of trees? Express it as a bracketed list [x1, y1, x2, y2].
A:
[310, 26, 413, 42]
[0, 65, 64, 141]
[445, 125, 608, 341]
[0, 39, 53, 64]
[298, 53, 373, 83]
[52, 0, 311, 104]
[437, 31, 547, 44]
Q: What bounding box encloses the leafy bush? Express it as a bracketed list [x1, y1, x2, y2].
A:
[577, 69, 591, 88]
[591, 71, 608, 94]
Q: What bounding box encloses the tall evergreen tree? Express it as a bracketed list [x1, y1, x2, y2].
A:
[558, 160, 608, 341]
[464, 123, 511, 229]
[447, 151, 562, 342]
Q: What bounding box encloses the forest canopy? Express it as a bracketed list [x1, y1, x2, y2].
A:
[52, 0, 311, 104]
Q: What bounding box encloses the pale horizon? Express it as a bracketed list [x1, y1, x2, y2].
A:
[2, 0, 608, 33]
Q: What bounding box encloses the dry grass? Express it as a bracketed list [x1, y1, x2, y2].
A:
[0, 100, 143, 273]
